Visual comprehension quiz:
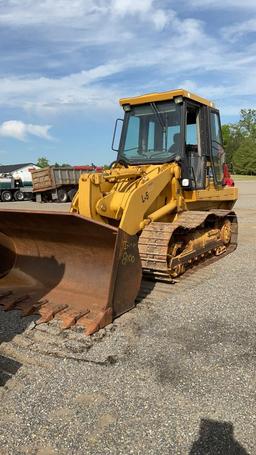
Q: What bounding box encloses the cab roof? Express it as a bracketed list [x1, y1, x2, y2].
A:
[119, 88, 215, 108]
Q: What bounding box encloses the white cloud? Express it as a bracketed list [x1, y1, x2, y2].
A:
[111, 0, 153, 15]
[0, 13, 224, 114]
[222, 19, 256, 42]
[0, 19, 255, 118]
[0, 68, 123, 116]
[0, 1, 97, 25]
[0, 121, 52, 141]
[0, 0, 169, 31]
[187, 0, 256, 9]
[110, 0, 169, 30]
[152, 9, 170, 30]
[0, 1, 255, 121]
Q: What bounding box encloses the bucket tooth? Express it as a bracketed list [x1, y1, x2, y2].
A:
[0, 290, 13, 300]
[36, 303, 69, 325]
[4, 294, 30, 311]
[21, 299, 49, 317]
[83, 308, 113, 336]
[60, 309, 90, 330]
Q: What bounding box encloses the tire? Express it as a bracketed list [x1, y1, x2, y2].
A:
[14, 190, 24, 201]
[24, 193, 33, 201]
[57, 188, 68, 203]
[68, 188, 77, 202]
[1, 190, 12, 202]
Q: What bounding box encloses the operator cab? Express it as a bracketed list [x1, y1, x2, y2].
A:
[115, 89, 225, 190]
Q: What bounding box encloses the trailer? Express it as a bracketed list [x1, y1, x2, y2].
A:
[0, 176, 33, 202]
[31, 166, 102, 202]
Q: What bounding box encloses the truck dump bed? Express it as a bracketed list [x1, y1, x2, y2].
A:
[31, 167, 84, 193]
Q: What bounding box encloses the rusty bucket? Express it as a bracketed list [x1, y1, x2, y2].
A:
[0, 210, 142, 335]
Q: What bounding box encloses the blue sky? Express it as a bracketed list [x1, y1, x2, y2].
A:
[0, 0, 256, 165]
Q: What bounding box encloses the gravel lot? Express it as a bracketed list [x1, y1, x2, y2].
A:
[0, 180, 255, 455]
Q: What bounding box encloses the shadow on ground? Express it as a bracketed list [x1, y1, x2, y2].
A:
[135, 278, 157, 304]
[0, 354, 22, 387]
[0, 307, 37, 387]
[189, 419, 249, 454]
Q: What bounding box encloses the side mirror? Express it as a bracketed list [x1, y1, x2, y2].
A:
[112, 118, 123, 152]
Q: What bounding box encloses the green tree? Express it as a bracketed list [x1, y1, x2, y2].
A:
[37, 157, 50, 168]
[222, 124, 236, 167]
[222, 109, 256, 174]
[222, 123, 242, 169]
[54, 162, 71, 167]
[233, 139, 256, 175]
[238, 109, 256, 139]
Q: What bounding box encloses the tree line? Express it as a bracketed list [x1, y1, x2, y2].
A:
[36, 158, 109, 169]
[222, 109, 256, 175]
[36, 157, 71, 168]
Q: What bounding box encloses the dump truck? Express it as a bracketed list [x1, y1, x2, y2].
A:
[0, 174, 33, 202]
[0, 89, 238, 335]
[31, 166, 102, 203]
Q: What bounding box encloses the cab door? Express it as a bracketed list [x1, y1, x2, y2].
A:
[184, 101, 206, 189]
[209, 109, 225, 187]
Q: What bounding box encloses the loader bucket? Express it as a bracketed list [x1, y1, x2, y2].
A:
[0, 210, 142, 335]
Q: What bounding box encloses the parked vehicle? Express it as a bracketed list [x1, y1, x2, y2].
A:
[31, 166, 102, 202]
[0, 174, 33, 202]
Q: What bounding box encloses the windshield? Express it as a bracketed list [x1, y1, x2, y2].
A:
[118, 101, 182, 164]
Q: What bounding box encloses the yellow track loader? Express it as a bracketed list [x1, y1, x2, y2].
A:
[0, 89, 238, 334]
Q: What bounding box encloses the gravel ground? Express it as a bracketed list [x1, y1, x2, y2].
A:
[0, 200, 70, 212]
[0, 180, 255, 455]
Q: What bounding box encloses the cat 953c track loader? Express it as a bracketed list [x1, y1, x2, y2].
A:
[0, 89, 238, 335]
